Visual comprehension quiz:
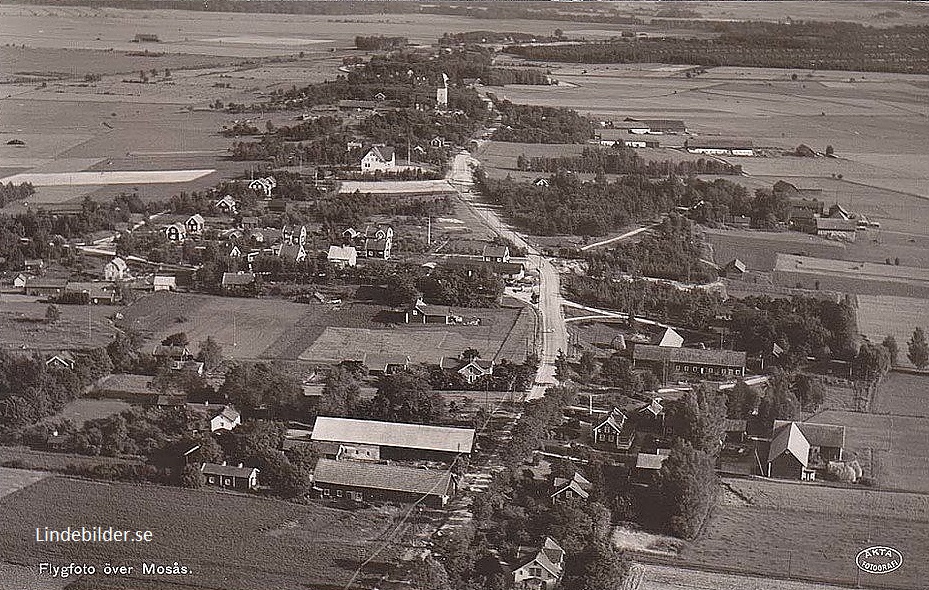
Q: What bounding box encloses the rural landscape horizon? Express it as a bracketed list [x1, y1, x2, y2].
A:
[1, 1, 928, 589]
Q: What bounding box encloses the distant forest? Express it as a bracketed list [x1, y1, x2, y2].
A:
[507, 21, 929, 75]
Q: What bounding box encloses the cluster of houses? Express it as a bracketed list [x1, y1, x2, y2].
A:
[326, 224, 394, 268]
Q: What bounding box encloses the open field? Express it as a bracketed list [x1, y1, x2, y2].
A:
[856, 296, 929, 365]
[705, 229, 846, 271]
[873, 371, 929, 418]
[123, 292, 533, 363]
[627, 563, 865, 590]
[338, 179, 455, 195]
[45, 399, 131, 428]
[0, 169, 215, 186]
[0, 474, 404, 590]
[809, 409, 929, 493]
[774, 254, 929, 297]
[0, 467, 49, 500]
[123, 292, 315, 359]
[0, 294, 117, 352]
[677, 477, 929, 588]
[300, 323, 518, 365]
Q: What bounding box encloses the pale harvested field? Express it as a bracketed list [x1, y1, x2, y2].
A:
[0, 467, 48, 501]
[678, 477, 929, 589]
[774, 253, 929, 297]
[0, 169, 215, 186]
[857, 296, 929, 366]
[123, 292, 533, 363]
[810, 409, 929, 493]
[873, 372, 929, 418]
[299, 304, 533, 364]
[705, 229, 846, 271]
[628, 563, 859, 590]
[338, 179, 455, 195]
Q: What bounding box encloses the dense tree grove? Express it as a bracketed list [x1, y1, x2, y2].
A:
[563, 276, 721, 330]
[729, 295, 858, 363]
[354, 35, 407, 50]
[507, 22, 929, 75]
[519, 145, 741, 177]
[491, 101, 593, 144]
[0, 182, 35, 208]
[475, 169, 679, 236]
[585, 215, 717, 283]
[0, 349, 112, 430]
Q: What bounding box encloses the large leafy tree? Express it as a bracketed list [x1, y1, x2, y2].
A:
[365, 369, 446, 424]
[657, 440, 718, 539]
[319, 365, 361, 417]
[673, 384, 727, 454]
[908, 327, 929, 369]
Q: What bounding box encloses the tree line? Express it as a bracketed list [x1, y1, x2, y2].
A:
[518, 145, 742, 176]
[506, 21, 929, 75]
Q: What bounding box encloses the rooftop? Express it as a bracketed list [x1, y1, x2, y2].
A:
[633, 344, 747, 368]
[773, 420, 845, 449]
[311, 417, 475, 454]
[312, 458, 452, 497]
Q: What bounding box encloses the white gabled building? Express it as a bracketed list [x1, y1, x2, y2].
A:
[360, 146, 397, 173]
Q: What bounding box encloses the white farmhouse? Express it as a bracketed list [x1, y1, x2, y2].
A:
[360, 146, 397, 173]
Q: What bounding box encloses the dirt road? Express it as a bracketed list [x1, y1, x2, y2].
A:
[448, 152, 566, 400]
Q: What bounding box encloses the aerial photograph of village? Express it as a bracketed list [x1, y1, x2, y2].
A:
[0, 0, 927, 588]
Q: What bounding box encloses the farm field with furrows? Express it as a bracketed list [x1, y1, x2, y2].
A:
[675, 477, 929, 589]
[0, 295, 117, 351]
[856, 296, 929, 365]
[0, 474, 403, 590]
[626, 563, 858, 590]
[809, 409, 929, 493]
[122, 291, 532, 363]
[705, 229, 846, 271]
[773, 254, 929, 298]
[872, 371, 929, 418]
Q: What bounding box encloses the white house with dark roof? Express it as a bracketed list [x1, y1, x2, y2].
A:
[510, 537, 565, 590]
[103, 257, 128, 281]
[210, 406, 241, 432]
[482, 244, 510, 263]
[360, 145, 397, 172]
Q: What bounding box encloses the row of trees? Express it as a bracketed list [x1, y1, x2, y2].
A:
[0, 181, 34, 208]
[507, 22, 929, 75]
[517, 145, 742, 177]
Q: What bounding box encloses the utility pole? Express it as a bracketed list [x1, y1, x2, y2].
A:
[427, 216, 431, 245]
